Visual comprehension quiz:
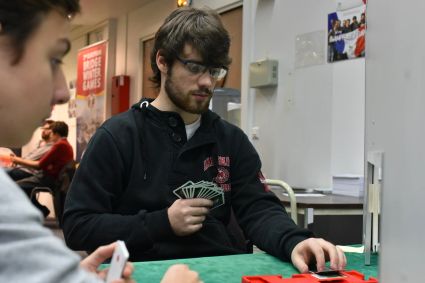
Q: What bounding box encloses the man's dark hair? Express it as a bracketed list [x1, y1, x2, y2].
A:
[150, 7, 231, 89]
[44, 119, 54, 127]
[50, 121, 69, 138]
[0, 0, 80, 65]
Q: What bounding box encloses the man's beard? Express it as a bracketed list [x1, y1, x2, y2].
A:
[164, 75, 212, 115]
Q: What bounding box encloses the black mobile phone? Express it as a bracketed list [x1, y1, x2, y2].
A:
[311, 270, 346, 279]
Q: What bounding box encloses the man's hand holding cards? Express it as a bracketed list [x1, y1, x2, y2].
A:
[168, 181, 225, 236]
[173, 181, 225, 209]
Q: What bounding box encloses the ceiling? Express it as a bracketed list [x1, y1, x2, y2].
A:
[73, 0, 154, 26]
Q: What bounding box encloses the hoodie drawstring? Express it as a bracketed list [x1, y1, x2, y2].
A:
[132, 100, 150, 180]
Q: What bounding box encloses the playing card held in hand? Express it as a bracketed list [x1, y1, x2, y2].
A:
[173, 180, 225, 209]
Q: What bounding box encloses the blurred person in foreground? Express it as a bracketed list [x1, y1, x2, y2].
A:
[0, 0, 200, 282]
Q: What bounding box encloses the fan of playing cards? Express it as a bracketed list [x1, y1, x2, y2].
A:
[173, 181, 225, 210]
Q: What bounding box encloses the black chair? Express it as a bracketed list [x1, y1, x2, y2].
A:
[31, 160, 77, 227]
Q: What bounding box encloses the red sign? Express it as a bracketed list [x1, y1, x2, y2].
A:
[76, 41, 107, 97]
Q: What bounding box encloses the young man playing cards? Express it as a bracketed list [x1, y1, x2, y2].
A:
[63, 7, 346, 274]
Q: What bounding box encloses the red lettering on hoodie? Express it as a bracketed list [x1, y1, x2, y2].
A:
[203, 157, 214, 171]
[218, 156, 230, 167]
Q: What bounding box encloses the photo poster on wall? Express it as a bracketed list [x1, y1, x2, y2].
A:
[327, 3, 366, 63]
[75, 40, 108, 161]
[68, 79, 77, 119]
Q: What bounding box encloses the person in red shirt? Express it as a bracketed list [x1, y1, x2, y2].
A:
[12, 121, 74, 216]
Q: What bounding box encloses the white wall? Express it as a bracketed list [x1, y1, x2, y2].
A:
[366, 0, 425, 281]
[331, 59, 365, 176]
[242, 0, 365, 188]
[193, 0, 242, 12]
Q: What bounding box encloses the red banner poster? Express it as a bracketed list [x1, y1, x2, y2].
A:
[76, 41, 107, 97]
[75, 41, 108, 161]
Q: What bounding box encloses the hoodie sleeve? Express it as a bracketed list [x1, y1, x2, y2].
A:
[230, 131, 314, 261]
[62, 126, 173, 255]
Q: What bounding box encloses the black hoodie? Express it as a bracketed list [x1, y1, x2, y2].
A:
[63, 100, 312, 261]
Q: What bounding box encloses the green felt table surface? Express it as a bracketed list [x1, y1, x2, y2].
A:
[130, 251, 378, 283]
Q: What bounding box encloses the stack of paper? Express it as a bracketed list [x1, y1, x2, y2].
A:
[332, 174, 364, 197]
